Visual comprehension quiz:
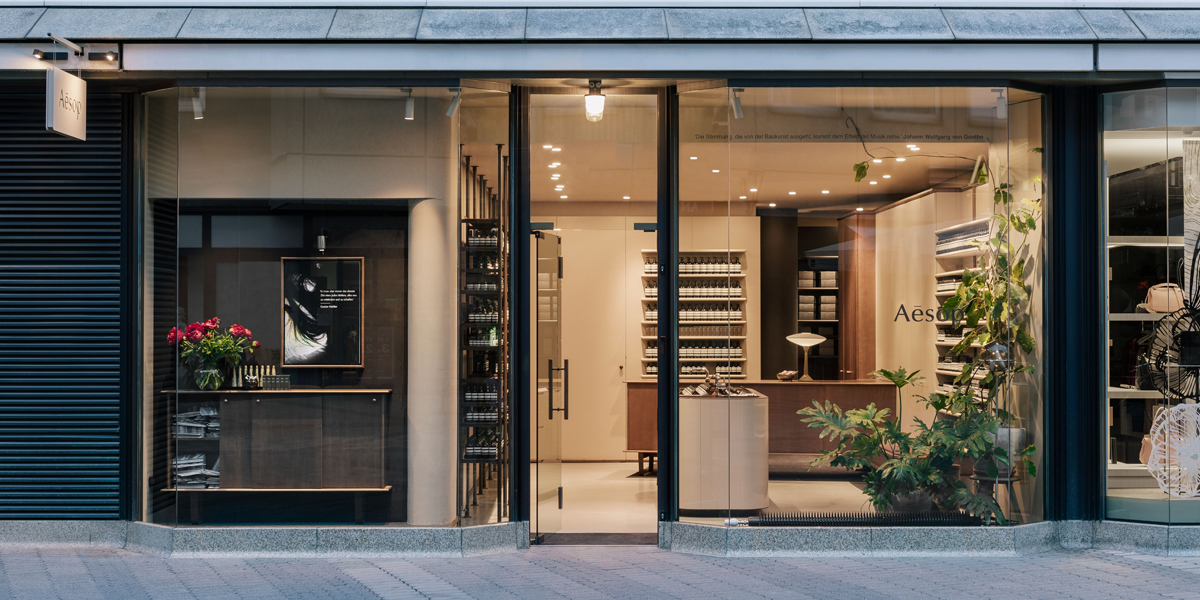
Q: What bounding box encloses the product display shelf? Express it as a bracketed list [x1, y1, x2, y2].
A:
[456, 146, 510, 521]
[640, 249, 751, 380]
[798, 255, 839, 369]
[934, 219, 985, 385]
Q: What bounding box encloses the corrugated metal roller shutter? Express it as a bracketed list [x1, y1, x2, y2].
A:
[0, 91, 128, 518]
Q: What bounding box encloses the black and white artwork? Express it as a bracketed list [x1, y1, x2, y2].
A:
[281, 258, 364, 368]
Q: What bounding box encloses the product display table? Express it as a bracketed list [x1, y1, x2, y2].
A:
[678, 391, 769, 516]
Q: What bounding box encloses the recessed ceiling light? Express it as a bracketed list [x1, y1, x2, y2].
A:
[749, 188, 757, 192]
[712, 169, 720, 173]
[906, 144, 916, 148]
[623, 196, 630, 199]
[821, 190, 830, 194]
[553, 228, 561, 231]
[739, 196, 747, 199]
[690, 157, 698, 160]
[551, 162, 560, 166]
[543, 144, 554, 149]
[768, 203, 777, 207]
[552, 148, 562, 152]
[788, 191, 796, 195]
[548, 164, 557, 168]
[560, 195, 568, 199]
[873, 159, 882, 163]
[911, 147, 920, 151]
[883, 175, 891, 179]
[896, 158, 906, 162]
[869, 181, 878, 185]
[856, 207, 864, 212]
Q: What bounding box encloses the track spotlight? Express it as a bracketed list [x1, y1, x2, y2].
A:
[403, 88, 414, 121]
[445, 87, 462, 117]
[732, 88, 744, 120]
[32, 49, 43, 59]
[585, 80, 605, 122]
[993, 88, 1007, 120]
[87, 51, 119, 62]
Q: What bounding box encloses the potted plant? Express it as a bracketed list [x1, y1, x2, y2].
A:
[167, 317, 260, 391]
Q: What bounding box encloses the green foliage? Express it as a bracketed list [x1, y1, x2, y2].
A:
[798, 390, 1028, 524]
[832, 140, 1047, 525]
[853, 161, 870, 183]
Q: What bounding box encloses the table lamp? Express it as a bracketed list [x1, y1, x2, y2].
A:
[786, 333, 826, 382]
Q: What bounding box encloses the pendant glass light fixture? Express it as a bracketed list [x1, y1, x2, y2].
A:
[584, 80, 605, 122]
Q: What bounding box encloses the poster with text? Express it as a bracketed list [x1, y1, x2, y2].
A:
[281, 258, 364, 368]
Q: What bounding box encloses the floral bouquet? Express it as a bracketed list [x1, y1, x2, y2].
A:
[167, 317, 260, 391]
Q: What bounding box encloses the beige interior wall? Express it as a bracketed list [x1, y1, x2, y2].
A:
[874, 196, 941, 430]
[531, 213, 759, 461]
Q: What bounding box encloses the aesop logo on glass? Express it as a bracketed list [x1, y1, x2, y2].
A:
[45, 67, 86, 141]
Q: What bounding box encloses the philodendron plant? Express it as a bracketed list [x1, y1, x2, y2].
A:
[799, 118, 1043, 524]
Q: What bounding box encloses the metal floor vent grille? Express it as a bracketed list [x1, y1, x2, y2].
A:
[746, 511, 984, 527]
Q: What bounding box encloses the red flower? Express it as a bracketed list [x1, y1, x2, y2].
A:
[203, 317, 220, 331]
[166, 327, 180, 346]
[184, 322, 205, 339]
[185, 328, 203, 344]
[230, 324, 252, 340]
[252, 341, 261, 349]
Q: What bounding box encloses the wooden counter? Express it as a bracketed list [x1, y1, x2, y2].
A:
[627, 380, 895, 455]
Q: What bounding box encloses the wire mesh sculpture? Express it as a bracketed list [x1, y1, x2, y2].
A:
[1145, 235, 1200, 496]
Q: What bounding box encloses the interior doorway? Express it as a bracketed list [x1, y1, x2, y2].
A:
[528, 87, 661, 545]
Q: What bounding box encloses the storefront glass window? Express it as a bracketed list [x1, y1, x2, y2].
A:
[676, 86, 1046, 527]
[141, 86, 509, 526]
[1102, 87, 1200, 524]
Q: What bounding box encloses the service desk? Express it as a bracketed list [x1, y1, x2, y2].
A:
[626, 379, 895, 456]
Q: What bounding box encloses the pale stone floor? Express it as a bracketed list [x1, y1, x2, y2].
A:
[4, 545, 1200, 599]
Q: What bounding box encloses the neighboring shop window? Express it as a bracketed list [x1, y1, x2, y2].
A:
[1103, 88, 1200, 524]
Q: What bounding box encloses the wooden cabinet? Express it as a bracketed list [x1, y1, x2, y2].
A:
[172, 390, 389, 491]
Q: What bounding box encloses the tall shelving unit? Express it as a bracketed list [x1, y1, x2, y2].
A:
[457, 146, 509, 522]
[640, 249, 749, 380]
[797, 253, 839, 372]
[933, 216, 990, 399]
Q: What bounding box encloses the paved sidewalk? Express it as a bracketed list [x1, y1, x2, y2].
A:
[1, 545, 1199, 599]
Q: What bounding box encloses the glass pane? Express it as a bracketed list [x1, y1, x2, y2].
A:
[678, 87, 739, 525]
[1103, 88, 1172, 524]
[528, 91, 659, 540]
[145, 86, 499, 527]
[690, 86, 1046, 528]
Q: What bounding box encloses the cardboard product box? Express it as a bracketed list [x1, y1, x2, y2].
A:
[799, 310, 816, 320]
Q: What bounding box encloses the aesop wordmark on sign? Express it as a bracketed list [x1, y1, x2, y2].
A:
[45, 67, 86, 141]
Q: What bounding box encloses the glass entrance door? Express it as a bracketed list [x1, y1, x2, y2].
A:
[532, 231, 563, 542]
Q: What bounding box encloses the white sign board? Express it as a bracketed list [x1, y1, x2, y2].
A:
[45, 67, 86, 141]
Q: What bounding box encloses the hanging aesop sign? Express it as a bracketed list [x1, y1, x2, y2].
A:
[45, 66, 86, 141]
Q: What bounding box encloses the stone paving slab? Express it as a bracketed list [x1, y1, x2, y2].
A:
[2, 545, 1200, 599]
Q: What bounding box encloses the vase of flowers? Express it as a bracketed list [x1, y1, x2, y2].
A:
[167, 317, 260, 391]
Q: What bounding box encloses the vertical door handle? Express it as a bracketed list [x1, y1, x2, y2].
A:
[563, 359, 569, 421]
[547, 358, 555, 420]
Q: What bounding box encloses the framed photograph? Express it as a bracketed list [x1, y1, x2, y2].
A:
[280, 257, 364, 368]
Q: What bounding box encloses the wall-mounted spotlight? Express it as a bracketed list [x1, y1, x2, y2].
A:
[191, 87, 206, 120]
[32, 49, 68, 61]
[445, 87, 462, 117]
[584, 80, 605, 122]
[993, 88, 1007, 120]
[316, 229, 328, 254]
[732, 88, 745, 120]
[403, 88, 414, 121]
[87, 51, 118, 62]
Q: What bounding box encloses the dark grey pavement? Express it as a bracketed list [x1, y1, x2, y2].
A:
[2, 545, 1200, 599]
